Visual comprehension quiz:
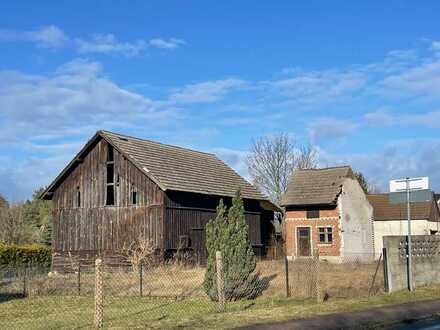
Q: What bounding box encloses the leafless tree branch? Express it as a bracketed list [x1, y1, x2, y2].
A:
[246, 134, 318, 204]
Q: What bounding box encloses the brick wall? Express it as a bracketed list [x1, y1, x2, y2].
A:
[285, 207, 342, 257]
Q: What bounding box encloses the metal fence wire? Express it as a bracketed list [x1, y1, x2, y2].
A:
[0, 252, 384, 329]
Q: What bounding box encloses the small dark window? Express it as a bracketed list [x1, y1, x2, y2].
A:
[76, 186, 81, 208]
[107, 145, 114, 162]
[106, 164, 114, 183]
[319, 227, 333, 243]
[106, 185, 115, 206]
[306, 209, 320, 219]
[131, 190, 137, 205]
[104, 144, 116, 206]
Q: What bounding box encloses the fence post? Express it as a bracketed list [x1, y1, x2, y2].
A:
[284, 256, 290, 297]
[216, 251, 225, 311]
[315, 248, 321, 303]
[77, 261, 81, 296]
[368, 253, 383, 297]
[22, 266, 27, 297]
[139, 263, 143, 297]
[94, 258, 103, 328]
[383, 247, 391, 293]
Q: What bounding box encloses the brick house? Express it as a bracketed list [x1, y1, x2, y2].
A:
[280, 166, 374, 262]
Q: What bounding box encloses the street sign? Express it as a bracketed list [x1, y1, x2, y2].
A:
[390, 177, 429, 193]
[389, 189, 432, 204]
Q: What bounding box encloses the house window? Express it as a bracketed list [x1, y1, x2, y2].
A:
[76, 186, 81, 208]
[106, 145, 115, 206]
[306, 209, 320, 219]
[319, 227, 333, 243]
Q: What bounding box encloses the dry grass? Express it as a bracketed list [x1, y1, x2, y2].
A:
[1, 258, 383, 302]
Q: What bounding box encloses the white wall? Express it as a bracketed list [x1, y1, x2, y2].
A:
[339, 178, 375, 261]
[374, 220, 440, 255]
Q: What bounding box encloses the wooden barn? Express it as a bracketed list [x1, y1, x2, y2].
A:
[41, 130, 278, 269]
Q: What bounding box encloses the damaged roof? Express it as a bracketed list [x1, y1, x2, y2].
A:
[280, 166, 354, 206]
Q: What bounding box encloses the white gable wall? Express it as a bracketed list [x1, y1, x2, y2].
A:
[338, 178, 375, 261]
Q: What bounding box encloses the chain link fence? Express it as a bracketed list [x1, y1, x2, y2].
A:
[0, 252, 384, 329]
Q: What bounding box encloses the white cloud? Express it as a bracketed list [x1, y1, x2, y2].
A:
[149, 38, 186, 49]
[364, 109, 440, 128]
[308, 118, 358, 142]
[431, 41, 440, 51]
[75, 34, 148, 56]
[265, 70, 366, 105]
[364, 109, 394, 125]
[0, 59, 174, 144]
[380, 60, 440, 99]
[0, 25, 67, 48]
[25, 25, 67, 48]
[169, 78, 247, 104]
[0, 25, 185, 56]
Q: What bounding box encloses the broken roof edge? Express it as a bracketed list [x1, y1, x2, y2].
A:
[294, 165, 352, 172]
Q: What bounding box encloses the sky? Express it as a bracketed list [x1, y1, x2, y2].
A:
[1, 1, 440, 201]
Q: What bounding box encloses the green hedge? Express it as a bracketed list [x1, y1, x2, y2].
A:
[0, 244, 52, 267]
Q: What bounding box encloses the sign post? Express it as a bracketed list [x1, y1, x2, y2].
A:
[389, 176, 430, 292]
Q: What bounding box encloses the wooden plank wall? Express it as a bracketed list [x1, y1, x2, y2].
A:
[52, 138, 165, 253]
[164, 204, 262, 250]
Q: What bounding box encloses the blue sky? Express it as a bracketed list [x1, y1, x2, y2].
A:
[1, 1, 440, 201]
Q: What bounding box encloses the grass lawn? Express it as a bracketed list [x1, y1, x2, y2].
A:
[1, 285, 440, 329]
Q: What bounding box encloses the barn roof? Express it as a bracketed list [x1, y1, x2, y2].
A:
[367, 193, 440, 222]
[280, 166, 354, 206]
[42, 130, 273, 204]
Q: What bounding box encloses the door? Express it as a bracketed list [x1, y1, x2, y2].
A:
[297, 227, 311, 257]
[191, 228, 207, 264]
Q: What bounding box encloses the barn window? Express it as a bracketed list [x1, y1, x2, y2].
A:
[76, 186, 81, 208]
[318, 227, 333, 243]
[107, 144, 114, 162]
[306, 209, 320, 219]
[106, 145, 115, 206]
[131, 187, 137, 205]
[106, 185, 115, 205]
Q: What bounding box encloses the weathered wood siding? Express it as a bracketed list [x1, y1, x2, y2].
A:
[163, 191, 267, 256]
[52, 138, 165, 253]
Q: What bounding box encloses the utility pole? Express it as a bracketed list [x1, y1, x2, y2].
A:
[406, 178, 413, 291]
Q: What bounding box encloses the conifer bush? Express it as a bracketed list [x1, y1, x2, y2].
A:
[203, 190, 260, 301]
[0, 244, 52, 267]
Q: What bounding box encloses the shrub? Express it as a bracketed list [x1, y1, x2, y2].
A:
[203, 190, 259, 301]
[0, 244, 52, 267]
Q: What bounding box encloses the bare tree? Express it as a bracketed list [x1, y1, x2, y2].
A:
[121, 235, 155, 272]
[0, 203, 35, 244]
[247, 134, 318, 204]
[296, 144, 318, 170]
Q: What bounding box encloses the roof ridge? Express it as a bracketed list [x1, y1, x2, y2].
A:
[99, 130, 217, 157]
[297, 165, 351, 172]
